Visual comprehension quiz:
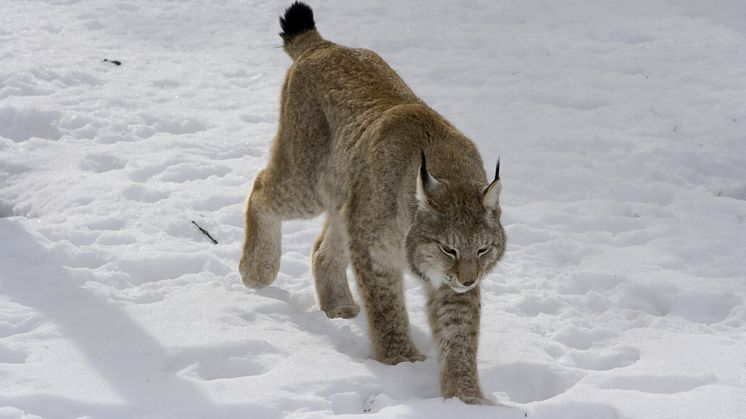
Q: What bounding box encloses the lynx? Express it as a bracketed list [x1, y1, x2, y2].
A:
[239, 2, 506, 404]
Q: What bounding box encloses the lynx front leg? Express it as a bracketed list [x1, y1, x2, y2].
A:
[312, 214, 359, 319]
[428, 286, 490, 405]
[350, 242, 425, 364]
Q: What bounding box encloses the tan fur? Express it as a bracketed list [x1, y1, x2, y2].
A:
[239, 26, 505, 404]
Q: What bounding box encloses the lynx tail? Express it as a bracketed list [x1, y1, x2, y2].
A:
[279, 2, 316, 42]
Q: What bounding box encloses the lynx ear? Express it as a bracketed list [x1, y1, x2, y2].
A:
[482, 157, 501, 209]
[416, 151, 440, 208]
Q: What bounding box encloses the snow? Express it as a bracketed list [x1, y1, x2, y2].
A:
[1, 0, 745, 418]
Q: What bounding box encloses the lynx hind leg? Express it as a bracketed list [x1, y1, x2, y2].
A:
[240, 79, 329, 288]
[312, 214, 359, 319]
[239, 170, 282, 288]
[239, 165, 323, 288]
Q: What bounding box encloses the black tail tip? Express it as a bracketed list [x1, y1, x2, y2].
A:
[280, 2, 315, 40]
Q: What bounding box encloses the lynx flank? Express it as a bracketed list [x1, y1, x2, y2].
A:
[239, 2, 506, 404]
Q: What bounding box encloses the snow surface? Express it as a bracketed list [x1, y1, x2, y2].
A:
[1, 0, 746, 418]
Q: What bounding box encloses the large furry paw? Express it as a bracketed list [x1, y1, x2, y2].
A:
[238, 259, 278, 289]
[323, 303, 360, 319]
[381, 352, 427, 365]
[378, 346, 426, 365]
[443, 386, 491, 405]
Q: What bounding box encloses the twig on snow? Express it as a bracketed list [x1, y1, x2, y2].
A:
[191, 220, 218, 245]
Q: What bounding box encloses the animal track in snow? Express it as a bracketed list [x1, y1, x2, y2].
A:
[172, 341, 282, 381]
[0, 344, 28, 364]
[0, 68, 99, 100]
[0, 72, 52, 98]
[556, 271, 623, 295]
[129, 161, 180, 182]
[0, 107, 62, 142]
[553, 326, 616, 350]
[157, 162, 231, 183]
[669, 291, 742, 325]
[30, 67, 100, 87]
[235, 302, 288, 323]
[531, 402, 621, 419]
[79, 153, 126, 173]
[128, 160, 229, 184]
[483, 362, 584, 403]
[191, 193, 243, 212]
[597, 374, 716, 394]
[122, 184, 170, 203]
[86, 217, 127, 231]
[512, 295, 564, 316]
[135, 113, 206, 139]
[117, 254, 211, 285]
[94, 231, 138, 246]
[189, 357, 265, 380]
[565, 346, 640, 371]
[108, 288, 165, 305]
[616, 284, 742, 324]
[616, 284, 675, 317]
[326, 390, 367, 415]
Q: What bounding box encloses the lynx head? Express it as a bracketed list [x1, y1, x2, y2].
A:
[406, 152, 506, 293]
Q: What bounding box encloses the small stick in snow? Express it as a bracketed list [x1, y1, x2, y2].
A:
[191, 220, 218, 245]
[102, 58, 122, 66]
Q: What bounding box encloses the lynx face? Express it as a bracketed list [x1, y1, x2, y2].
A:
[406, 158, 505, 293]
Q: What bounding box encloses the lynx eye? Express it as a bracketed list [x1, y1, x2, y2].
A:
[477, 247, 491, 256]
[439, 245, 458, 258]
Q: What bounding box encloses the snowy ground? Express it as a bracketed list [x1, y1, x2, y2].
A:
[1, 0, 746, 418]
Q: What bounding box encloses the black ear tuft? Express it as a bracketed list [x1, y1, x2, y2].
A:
[416, 150, 441, 208]
[420, 151, 430, 189]
[279, 2, 316, 40]
[495, 156, 500, 181]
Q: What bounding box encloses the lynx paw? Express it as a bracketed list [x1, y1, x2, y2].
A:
[323, 303, 360, 319]
[443, 386, 491, 405]
[379, 349, 426, 365]
[238, 259, 278, 289]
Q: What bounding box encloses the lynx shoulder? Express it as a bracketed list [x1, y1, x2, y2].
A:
[239, 1, 506, 405]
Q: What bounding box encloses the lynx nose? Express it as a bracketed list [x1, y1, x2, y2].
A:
[457, 258, 478, 287]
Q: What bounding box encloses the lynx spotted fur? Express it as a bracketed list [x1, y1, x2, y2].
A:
[239, 2, 506, 404]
